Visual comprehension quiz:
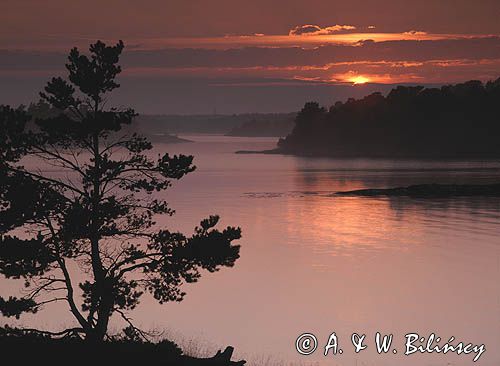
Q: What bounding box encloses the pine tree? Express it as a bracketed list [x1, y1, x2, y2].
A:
[0, 41, 241, 342]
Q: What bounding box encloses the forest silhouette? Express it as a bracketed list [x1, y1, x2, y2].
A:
[277, 79, 500, 158]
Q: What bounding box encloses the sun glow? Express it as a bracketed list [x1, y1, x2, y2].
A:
[332, 71, 425, 85]
[349, 75, 370, 84]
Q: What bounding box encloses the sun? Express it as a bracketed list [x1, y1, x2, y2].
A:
[349, 75, 370, 84]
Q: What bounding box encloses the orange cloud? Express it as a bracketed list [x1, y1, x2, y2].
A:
[289, 24, 356, 36]
[134, 32, 472, 50]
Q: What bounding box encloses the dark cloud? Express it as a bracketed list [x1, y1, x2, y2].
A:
[4, 37, 499, 72]
[289, 25, 323, 35]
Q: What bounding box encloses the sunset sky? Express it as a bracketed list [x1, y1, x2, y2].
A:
[2, 0, 500, 113]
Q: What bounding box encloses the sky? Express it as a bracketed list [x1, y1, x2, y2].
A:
[2, 0, 500, 114]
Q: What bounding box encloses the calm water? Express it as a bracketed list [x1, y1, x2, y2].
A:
[8, 135, 500, 365]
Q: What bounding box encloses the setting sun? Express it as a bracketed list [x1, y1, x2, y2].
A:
[349, 75, 370, 84]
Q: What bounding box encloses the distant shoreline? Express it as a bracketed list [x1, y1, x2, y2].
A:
[146, 134, 193, 144]
[235, 148, 500, 160]
[235, 149, 279, 154]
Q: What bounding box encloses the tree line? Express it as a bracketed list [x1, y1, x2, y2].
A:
[278, 79, 500, 158]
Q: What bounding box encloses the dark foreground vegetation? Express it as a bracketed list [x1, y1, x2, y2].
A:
[277, 78, 500, 158]
[336, 183, 500, 197]
[0, 328, 245, 366]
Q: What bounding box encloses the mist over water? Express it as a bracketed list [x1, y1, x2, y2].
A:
[7, 135, 500, 365]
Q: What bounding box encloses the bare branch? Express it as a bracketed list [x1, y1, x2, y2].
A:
[45, 217, 89, 331]
[114, 308, 151, 342]
[8, 166, 86, 196]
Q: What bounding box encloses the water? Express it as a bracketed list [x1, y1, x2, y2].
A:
[151, 135, 500, 366]
[6, 135, 500, 365]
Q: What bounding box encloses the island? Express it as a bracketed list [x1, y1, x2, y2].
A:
[268, 78, 500, 159]
[335, 183, 500, 197]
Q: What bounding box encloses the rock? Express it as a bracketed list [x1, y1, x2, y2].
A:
[181, 346, 246, 366]
[335, 183, 500, 197]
